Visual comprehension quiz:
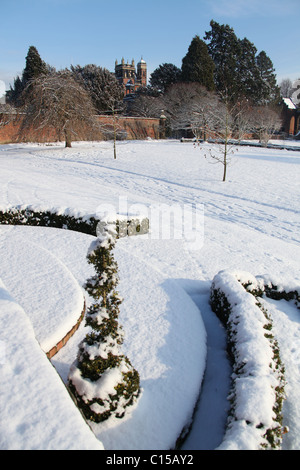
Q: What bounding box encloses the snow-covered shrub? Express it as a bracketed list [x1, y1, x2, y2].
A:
[210, 270, 286, 450]
[0, 205, 143, 423]
[68, 223, 141, 423]
[0, 206, 99, 234]
[262, 282, 300, 308]
[0, 205, 149, 239]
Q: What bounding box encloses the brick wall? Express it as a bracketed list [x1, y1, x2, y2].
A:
[0, 114, 161, 144]
[98, 115, 160, 140]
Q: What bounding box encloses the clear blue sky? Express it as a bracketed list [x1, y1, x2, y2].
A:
[0, 0, 299, 91]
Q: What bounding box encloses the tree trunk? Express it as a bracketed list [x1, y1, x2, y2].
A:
[64, 128, 72, 148]
[223, 134, 227, 181]
[113, 107, 117, 159]
[223, 158, 227, 182]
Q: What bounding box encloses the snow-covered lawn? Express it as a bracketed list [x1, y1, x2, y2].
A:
[0, 139, 299, 450]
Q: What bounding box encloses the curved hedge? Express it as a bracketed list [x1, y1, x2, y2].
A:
[0, 204, 148, 423]
[210, 270, 288, 450]
[0, 205, 149, 239]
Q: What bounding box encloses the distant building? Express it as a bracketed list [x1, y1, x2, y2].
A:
[281, 98, 300, 136]
[115, 58, 147, 96]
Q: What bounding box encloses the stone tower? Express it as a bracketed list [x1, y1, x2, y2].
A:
[137, 58, 147, 88]
[115, 57, 147, 95]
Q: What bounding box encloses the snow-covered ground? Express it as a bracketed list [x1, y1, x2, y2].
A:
[0, 139, 299, 450]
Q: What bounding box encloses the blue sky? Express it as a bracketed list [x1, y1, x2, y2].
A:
[0, 0, 299, 91]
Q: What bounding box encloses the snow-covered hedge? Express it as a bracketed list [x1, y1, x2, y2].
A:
[210, 270, 287, 450]
[68, 222, 141, 422]
[0, 205, 149, 239]
[0, 204, 145, 424]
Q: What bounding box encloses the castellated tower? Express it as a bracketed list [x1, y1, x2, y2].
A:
[137, 58, 147, 87]
[115, 57, 147, 95]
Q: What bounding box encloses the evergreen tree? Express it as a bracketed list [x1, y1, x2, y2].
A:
[6, 76, 24, 107]
[71, 64, 124, 114]
[204, 21, 240, 97]
[236, 37, 261, 100]
[149, 63, 182, 93]
[181, 36, 215, 91]
[6, 46, 48, 107]
[205, 20, 280, 104]
[255, 51, 280, 104]
[22, 46, 48, 84]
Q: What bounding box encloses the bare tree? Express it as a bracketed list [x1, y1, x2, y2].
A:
[279, 78, 293, 98]
[71, 65, 126, 158]
[164, 84, 255, 181]
[231, 99, 255, 141]
[162, 82, 211, 137]
[177, 87, 220, 141]
[203, 95, 235, 182]
[199, 94, 255, 181]
[250, 106, 282, 146]
[0, 104, 16, 128]
[103, 93, 126, 159]
[19, 70, 98, 147]
[129, 94, 163, 118]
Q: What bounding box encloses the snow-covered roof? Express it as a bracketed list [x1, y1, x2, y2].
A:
[283, 97, 297, 109]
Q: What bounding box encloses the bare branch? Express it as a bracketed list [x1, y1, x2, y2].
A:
[19, 71, 99, 147]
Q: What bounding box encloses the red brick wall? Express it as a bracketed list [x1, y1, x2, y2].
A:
[97, 115, 160, 140]
[0, 114, 161, 144]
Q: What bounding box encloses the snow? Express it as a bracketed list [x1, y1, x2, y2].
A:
[263, 297, 300, 450]
[0, 80, 5, 99]
[0, 278, 104, 450]
[0, 225, 85, 353]
[0, 138, 299, 450]
[283, 97, 297, 109]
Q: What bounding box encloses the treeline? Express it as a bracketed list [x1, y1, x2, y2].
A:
[6, 46, 124, 115]
[5, 46, 126, 148]
[7, 20, 280, 112]
[130, 20, 284, 142]
[4, 20, 287, 153]
[146, 20, 279, 105]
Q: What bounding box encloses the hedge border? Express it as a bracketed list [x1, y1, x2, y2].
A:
[210, 271, 292, 450]
[0, 205, 149, 239]
[0, 205, 149, 360]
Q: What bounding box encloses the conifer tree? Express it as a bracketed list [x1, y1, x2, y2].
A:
[68, 223, 140, 423]
[149, 63, 182, 93]
[181, 36, 215, 91]
[6, 46, 48, 107]
[205, 20, 280, 104]
[22, 46, 48, 84]
[6, 76, 24, 107]
[71, 65, 124, 114]
[204, 21, 240, 97]
[255, 51, 280, 104]
[237, 37, 261, 100]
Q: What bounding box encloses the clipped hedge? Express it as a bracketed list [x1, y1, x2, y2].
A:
[0, 204, 147, 423]
[0, 205, 149, 239]
[68, 221, 141, 423]
[210, 270, 287, 450]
